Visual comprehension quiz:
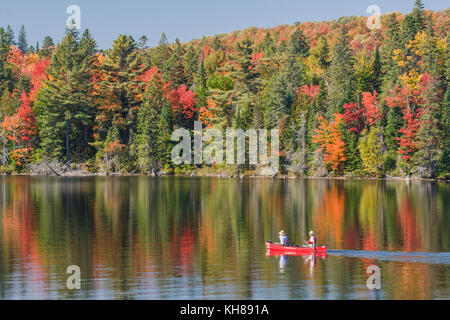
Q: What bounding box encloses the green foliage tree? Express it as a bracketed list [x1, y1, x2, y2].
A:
[35, 30, 96, 162]
[18, 25, 28, 53]
[358, 127, 386, 176]
[327, 27, 354, 117]
[93, 34, 148, 170]
[136, 73, 170, 172]
[0, 28, 13, 96]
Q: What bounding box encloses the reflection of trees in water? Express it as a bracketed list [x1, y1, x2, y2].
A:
[0, 177, 448, 299]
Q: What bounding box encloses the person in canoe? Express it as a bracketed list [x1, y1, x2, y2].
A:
[279, 230, 288, 245]
[305, 231, 317, 249]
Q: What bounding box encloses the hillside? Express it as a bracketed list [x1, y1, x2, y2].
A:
[0, 0, 449, 178]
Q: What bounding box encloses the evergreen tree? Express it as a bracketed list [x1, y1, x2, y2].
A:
[35, 30, 96, 161]
[401, 1, 426, 45]
[0, 28, 13, 97]
[18, 25, 28, 53]
[286, 111, 307, 175]
[353, 48, 375, 95]
[289, 27, 309, 58]
[156, 104, 173, 169]
[439, 86, 450, 177]
[39, 36, 55, 58]
[310, 36, 330, 70]
[138, 35, 148, 50]
[381, 13, 401, 89]
[166, 39, 186, 86]
[413, 79, 443, 178]
[327, 27, 354, 117]
[183, 45, 199, 87]
[262, 31, 276, 57]
[93, 34, 148, 170]
[159, 33, 168, 46]
[385, 106, 403, 154]
[151, 33, 172, 81]
[412, 0, 426, 33]
[79, 29, 97, 57]
[5, 26, 15, 45]
[136, 73, 169, 171]
[372, 46, 382, 92]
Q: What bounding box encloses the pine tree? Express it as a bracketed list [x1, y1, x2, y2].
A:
[35, 30, 96, 162]
[439, 86, 450, 177]
[385, 105, 404, 154]
[439, 36, 450, 177]
[262, 31, 276, 57]
[93, 34, 148, 170]
[156, 104, 173, 169]
[412, 0, 426, 33]
[39, 36, 55, 58]
[151, 33, 172, 81]
[138, 35, 148, 50]
[311, 36, 330, 70]
[353, 48, 375, 94]
[183, 45, 199, 87]
[372, 46, 382, 92]
[327, 27, 354, 117]
[289, 27, 309, 58]
[159, 33, 168, 46]
[286, 111, 307, 175]
[5, 26, 15, 45]
[136, 72, 169, 171]
[0, 28, 13, 96]
[381, 13, 401, 90]
[401, 1, 426, 45]
[18, 25, 28, 53]
[166, 39, 186, 86]
[195, 48, 206, 90]
[79, 29, 97, 57]
[228, 38, 261, 129]
[413, 79, 443, 178]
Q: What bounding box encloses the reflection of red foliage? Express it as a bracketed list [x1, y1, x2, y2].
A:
[362, 231, 379, 251]
[313, 186, 346, 248]
[397, 196, 419, 251]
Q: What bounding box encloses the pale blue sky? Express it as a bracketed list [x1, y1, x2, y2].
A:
[0, 0, 448, 49]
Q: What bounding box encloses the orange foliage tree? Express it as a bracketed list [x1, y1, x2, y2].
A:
[312, 114, 347, 172]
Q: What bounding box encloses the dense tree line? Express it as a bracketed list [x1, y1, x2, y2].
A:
[0, 1, 449, 178]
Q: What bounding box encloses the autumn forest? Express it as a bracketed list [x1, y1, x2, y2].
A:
[0, 0, 449, 179]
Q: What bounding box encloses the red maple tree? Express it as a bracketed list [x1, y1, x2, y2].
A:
[168, 85, 197, 120]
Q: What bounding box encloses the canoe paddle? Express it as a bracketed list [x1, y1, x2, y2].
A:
[304, 241, 318, 254]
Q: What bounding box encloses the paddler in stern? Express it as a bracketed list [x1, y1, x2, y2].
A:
[279, 230, 288, 245]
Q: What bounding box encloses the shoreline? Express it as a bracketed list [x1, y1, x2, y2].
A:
[2, 171, 448, 182]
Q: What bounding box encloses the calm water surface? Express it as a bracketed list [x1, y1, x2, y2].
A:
[0, 176, 449, 300]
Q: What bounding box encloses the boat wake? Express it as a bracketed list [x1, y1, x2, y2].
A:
[328, 250, 450, 265]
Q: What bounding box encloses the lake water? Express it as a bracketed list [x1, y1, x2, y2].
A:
[0, 176, 449, 300]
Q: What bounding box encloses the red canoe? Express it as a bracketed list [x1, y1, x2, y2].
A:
[266, 241, 327, 255]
